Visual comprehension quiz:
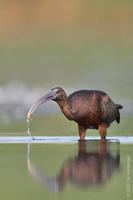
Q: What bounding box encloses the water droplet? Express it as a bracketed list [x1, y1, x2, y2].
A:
[27, 119, 34, 139]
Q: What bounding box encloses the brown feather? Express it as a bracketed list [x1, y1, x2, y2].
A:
[116, 109, 120, 123]
[116, 104, 123, 109]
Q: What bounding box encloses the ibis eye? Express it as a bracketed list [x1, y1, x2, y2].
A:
[53, 89, 59, 93]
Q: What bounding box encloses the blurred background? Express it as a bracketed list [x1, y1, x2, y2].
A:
[0, 0, 133, 136]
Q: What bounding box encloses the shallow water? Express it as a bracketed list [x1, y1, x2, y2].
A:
[0, 139, 132, 200]
[0, 107, 132, 200]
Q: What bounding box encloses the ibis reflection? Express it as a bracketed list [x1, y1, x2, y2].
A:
[27, 140, 120, 192]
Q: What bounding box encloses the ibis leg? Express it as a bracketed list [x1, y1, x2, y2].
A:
[98, 124, 107, 140]
[78, 125, 87, 140]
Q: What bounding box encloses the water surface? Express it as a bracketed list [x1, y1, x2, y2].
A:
[0, 139, 132, 200]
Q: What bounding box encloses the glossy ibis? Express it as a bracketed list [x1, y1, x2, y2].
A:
[27, 87, 123, 140]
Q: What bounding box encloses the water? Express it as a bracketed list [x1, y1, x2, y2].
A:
[0, 111, 132, 200]
[0, 113, 133, 200]
[0, 102, 132, 200]
[0, 140, 132, 200]
[27, 119, 34, 139]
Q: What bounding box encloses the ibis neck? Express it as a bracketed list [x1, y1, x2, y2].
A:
[56, 98, 74, 120]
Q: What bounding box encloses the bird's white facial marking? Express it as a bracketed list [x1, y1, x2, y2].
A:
[52, 88, 59, 93]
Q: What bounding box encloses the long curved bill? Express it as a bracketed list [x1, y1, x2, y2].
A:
[27, 90, 56, 120]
